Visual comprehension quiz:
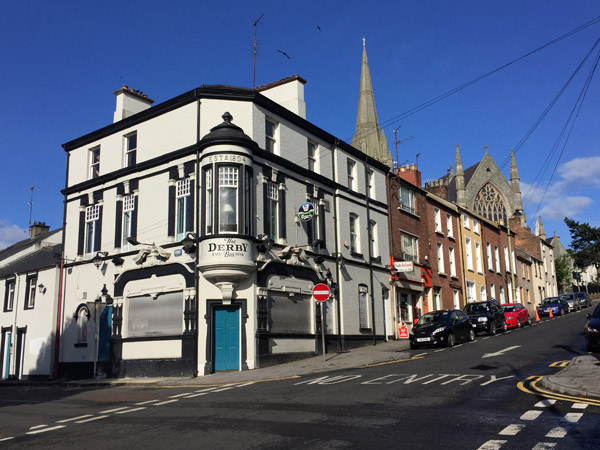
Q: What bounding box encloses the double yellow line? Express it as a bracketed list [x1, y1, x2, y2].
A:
[517, 375, 600, 406]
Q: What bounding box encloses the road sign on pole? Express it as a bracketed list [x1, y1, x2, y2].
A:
[312, 283, 331, 302]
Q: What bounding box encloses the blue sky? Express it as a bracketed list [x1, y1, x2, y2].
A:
[1, 0, 599, 249]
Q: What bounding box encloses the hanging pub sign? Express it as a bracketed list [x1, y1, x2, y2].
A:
[297, 202, 315, 221]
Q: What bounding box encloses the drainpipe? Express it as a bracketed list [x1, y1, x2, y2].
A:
[458, 210, 468, 305]
[507, 219, 517, 302]
[53, 257, 65, 379]
[11, 273, 21, 377]
[193, 95, 201, 377]
[330, 140, 343, 352]
[387, 172, 396, 339]
[364, 156, 376, 345]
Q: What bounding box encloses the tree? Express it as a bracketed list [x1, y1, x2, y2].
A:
[554, 254, 572, 294]
[564, 218, 600, 272]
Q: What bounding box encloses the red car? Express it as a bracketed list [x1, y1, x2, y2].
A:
[501, 303, 531, 328]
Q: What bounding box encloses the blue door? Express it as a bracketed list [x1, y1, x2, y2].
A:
[2, 332, 11, 379]
[214, 306, 240, 371]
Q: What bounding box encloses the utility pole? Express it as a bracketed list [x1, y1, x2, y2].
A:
[252, 14, 264, 88]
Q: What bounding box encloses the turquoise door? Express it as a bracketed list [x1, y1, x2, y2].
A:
[214, 306, 240, 371]
[2, 332, 11, 379]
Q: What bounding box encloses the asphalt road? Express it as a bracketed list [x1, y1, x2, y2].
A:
[1, 308, 599, 449]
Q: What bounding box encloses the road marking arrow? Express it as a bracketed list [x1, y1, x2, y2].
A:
[482, 345, 521, 358]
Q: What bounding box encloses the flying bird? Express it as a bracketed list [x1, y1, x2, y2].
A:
[317, 26, 321, 31]
[277, 49, 291, 59]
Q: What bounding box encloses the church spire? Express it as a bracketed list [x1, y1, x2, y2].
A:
[538, 216, 546, 239]
[352, 39, 392, 167]
[455, 144, 466, 207]
[509, 148, 525, 221]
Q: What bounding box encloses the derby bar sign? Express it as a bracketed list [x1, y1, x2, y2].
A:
[206, 238, 249, 258]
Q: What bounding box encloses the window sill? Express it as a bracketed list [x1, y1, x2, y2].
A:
[351, 251, 364, 259]
[447, 235, 455, 241]
[74, 343, 88, 348]
[398, 207, 420, 219]
[438, 272, 447, 277]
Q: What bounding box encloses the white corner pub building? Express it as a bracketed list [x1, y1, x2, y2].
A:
[59, 77, 391, 378]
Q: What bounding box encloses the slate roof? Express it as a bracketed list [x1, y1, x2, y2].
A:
[0, 243, 62, 278]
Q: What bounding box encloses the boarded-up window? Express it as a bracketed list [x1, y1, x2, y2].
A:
[269, 293, 311, 333]
[359, 285, 370, 329]
[127, 292, 183, 337]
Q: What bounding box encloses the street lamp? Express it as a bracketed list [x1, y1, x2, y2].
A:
[92, 251, 108, 269]
[181, 232, 198, 254]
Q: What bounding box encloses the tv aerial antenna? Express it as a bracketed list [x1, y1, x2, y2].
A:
[252, 13, 264, 88]
[28, 185, 37, 231]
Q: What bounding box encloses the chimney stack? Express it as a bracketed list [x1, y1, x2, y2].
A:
[30, 221, 50, 238]
[113, 85, 154, 123]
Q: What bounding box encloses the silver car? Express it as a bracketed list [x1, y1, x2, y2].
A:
[559, 293, 580, 312]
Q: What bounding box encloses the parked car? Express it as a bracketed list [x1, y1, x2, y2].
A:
[576, 292, 593, 309]
[409, 310, 475, 348]
[584, 303, 600, 352]
[537, 297, 569, 317]
[559, 293, 581, 312]
[464, 299, 506, 335]
[501, 303, 531, 328]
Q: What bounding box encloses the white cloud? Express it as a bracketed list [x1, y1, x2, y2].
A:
[557, 156, 600, 187]
[538, 196, 593, 220]
[0, 220, 27, 250]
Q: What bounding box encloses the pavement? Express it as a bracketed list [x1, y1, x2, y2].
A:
[3, 332, 600, 401]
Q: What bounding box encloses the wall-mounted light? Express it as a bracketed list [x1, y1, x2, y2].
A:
[92, 251, 108, 269]
[100, 284, 113, 305]
[38, 283, 46, 294]
[181, 232, 198, 254]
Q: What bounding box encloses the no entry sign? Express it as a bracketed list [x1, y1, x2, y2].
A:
[312, 283, 331, 302]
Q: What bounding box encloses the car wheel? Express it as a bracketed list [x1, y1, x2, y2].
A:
[527, 316, 531, 326]
[488, 323, 496, 336]
[516, 319, 522, 329]
[410, 342, 416, 350]
[446, 332, 455, 347]
[501, 320, 507, 332]
[468, 329, 475, 342]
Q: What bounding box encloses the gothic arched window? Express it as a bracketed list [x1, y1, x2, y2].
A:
[473, 183, 507, 223]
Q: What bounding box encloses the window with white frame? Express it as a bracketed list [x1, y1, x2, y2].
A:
[125, 132, 137, 167]
[399, 185, 416, 214]
[511, 250, 516, 274]
[465, 237, 473, 271]
[433, 287, 441, 309]
[25, 275, 37, 309]
[401, 233, 418, 262]
[490, 283, 496, 300]
[121, 194, 135, 249]
[463, 215, 470, 229]
[446, 213, 454, 238]
[500, 286, 506, 303]
[205, 168, 213, 234]
[85, 204, 100, 256]
[347, 159, 356, 191]
[437, 242, 445, 274]
[349, 213, 359, 253]
[266, 181, 279, 241]
[473, 219, 480, 234]
[504, 246, 510, 272]
[89, 146, 100, 179]
[4, 279, 15, 311]
[218, 167, 238, 233]
[176, 178, 192, 240]
[494, 246, 501, 273]
[507, 281, 513, 302]
[366, 169, 374, 198]
[358, 284, 370, 329]
[434, 208, 442, 233]
[453, 289, 460, 309]
[307, 142, 318, 172]
[466, 281, 476, 302]
[265, 119, 277, 153]
[368, 220, 377, 258]
[449, 247, 456, 277]
[475, 241, 483, 273]
[480, 285, 487, 301]
[486, 243, 493, 271]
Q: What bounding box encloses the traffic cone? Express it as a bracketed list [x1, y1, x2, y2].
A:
[535, 309, 540, 322]
[549, 307, 554, 318]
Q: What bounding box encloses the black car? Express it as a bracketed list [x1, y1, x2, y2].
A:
[584, 303, 600, 352]
[576, 292, 593, 309]
[409, 310, 475, 348]
[464, 299, 506, 335]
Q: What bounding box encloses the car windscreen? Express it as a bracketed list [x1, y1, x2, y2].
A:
[464, 303, 489, 314]
[559, 294, 574, 301]
[542, 298, 559, 305]
[501, 305, 516, 312]
[417, 312, 449, 325]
